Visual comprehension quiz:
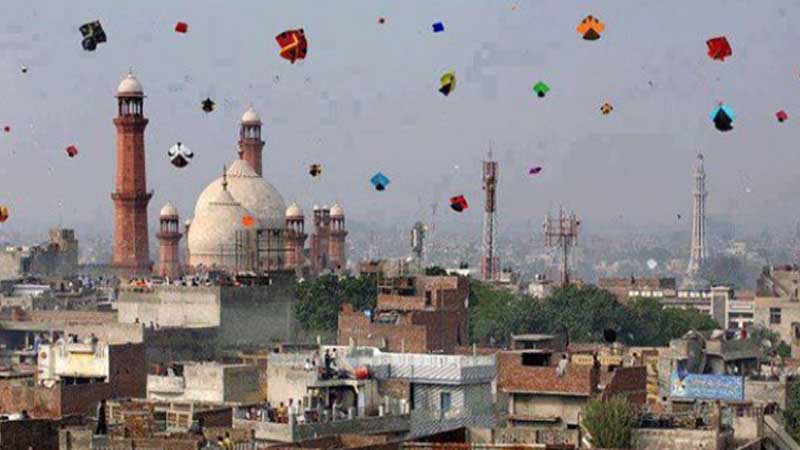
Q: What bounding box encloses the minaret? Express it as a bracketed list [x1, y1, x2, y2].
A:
[687, 151, 708, 280]
[157, 203, 182, 278]
[328, 204, 348, 272]
[284, 203, 308, 275]
[310, 205, 331, 273]
[111, 72, 152, 275]
[238, 107, 264, 176]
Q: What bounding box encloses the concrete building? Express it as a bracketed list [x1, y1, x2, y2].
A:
[495, 334, 646, 446]
[598, 276, 677, 303]
[116, 277, 299, 349]
[0, 229, 78, 280]
[146, 361, 260, 404]
[111, 73, 152, 276]
[156, 203, 182, 278]
[338, 275, 469, 353]
[236, 345, 496, 442]
[754, 265, 800, 356]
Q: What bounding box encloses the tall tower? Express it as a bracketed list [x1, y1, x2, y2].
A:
[687, 151, 708, 280]
[111, 73, 152, 275]
[310, 205, 331, 274]
[328, 204, 348, 272]
[157, 203, 182, 278]
[284, 203, 308, 275]
[238, 107, 264, 176]
[481, 152, 499, 281]
[544, 209, 581, 285]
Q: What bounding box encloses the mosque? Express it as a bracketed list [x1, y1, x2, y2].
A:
[110, 73, 347, 278]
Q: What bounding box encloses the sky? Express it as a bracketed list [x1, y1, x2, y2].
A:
[1, 0, 799, 239]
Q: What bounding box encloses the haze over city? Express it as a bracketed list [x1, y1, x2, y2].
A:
[0, 0, 798, 239]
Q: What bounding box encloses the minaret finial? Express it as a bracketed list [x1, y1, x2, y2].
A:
[222, 165, 228, 190]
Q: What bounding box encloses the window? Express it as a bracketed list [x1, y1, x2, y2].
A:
[770, 308, 782, 325]
[440, 392, 452, 412]
[521, 353, 550, 367]
[425, 291, 432, 307]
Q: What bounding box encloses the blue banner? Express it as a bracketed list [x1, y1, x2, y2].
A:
[670, 371, 744, 401]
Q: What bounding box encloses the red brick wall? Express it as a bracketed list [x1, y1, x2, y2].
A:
[109, 343, 147, 399]
[60, 382, 113, 416]
[0, 418, 59, 450]
[412, 309, 467, 352]
[337, 310, 428, 353]
[0, 381, 61, 418]
[601, 366, 647, 407]
[238, 136, 264, 176]
[497, 352, 597, 396]
[378, 294, 428, 311]
[157, 233, 182, 278]
[195, 407, 233, 428]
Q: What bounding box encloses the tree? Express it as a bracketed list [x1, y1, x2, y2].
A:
[582, 396, 638, 449]
[785, 381, 800, 442]
[625, 298, 719, 346]
[424, 265, 448, 276]
[294, 274, 377, 332]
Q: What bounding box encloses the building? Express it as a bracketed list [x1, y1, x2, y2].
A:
[338, 275, 469, 353]
[235, 345, 495, 442]
[495, 334, 646, 446]
[598, 277, 676, 303]
[156, 203, 182, 278]
[183, 107, 348, 275]
[146, 361, 260, 404]
[685, 152, 708, 288]
[116, 277, 299, 350]
[754, 265, 800, 356]
[0, 229, 78, 280]
[111, 73, 153, 276]
[527, 274, 554, 299]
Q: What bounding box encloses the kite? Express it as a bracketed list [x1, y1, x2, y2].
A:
[201, 98, 215, 113]
[432, 22, 444, 33]
[601, 102, 613, 115]
[776, 110, 788, 123]
[66, 145, 78, 158]
[0, 206, 8, 223]
[79, 20, 107, 51]
[275, 28, 308, 64]
[710, 104, 735, 132]
[175, 22, 188, 33]
[3, 126, 10, 133]
[309, 163, 322, 177]
[439, 72, 456, 96]
[370, 172, 390, 191]
[167, 142, 194, 168]
[378, 17, 386, 24]
[20, 66, 27, 74]
[529, 166, 542, 175]
[242, 215, 255, 228]
[706, 36, 732, 61]
[450, 195, 468, 212]
[576, 15, 604, 40]
[533, 81, 550, 98]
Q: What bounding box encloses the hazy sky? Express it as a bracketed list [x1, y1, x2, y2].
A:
[1, 0, 799, 238]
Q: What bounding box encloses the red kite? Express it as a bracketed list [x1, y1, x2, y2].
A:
[706, 36, 732, 61]
[275, 29, 308, 64]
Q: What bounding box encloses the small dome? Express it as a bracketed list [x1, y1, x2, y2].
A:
[160, 202, 178, 217]
[241, 106, 261, 123]
[184, 219, 192, 227]
[117, 73, 143, 96]
[313, 204, 320, 211]
[330, 204, 344, 217]
[286, 203, 303, 218]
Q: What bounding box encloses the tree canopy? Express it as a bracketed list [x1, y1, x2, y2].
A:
[294, 274, 376, 332]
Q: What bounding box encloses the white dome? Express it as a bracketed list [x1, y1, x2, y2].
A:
[286, 202, 303, 218]
[194, 159, 287, 229]
[160, 202, 178, 217]
[241, 107, 261, 123]
[117, 73, 143, 96]
[330, 204, 344, 217]
[188, 187, 257, 263]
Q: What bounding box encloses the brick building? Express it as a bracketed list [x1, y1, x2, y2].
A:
[495, 334, 646, 446]
[338, 276, 469, 353]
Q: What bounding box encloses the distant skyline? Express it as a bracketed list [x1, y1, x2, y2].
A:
[1, 0, 799, 240]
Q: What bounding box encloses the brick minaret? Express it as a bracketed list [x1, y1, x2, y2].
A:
[238, 107, 264, 176]
[111, 73, 152, 275]
[310, 206, 331, 273]
[328, 204, 348, 272]
[284, 203, 308, 275]
[157, 203, 182, 278]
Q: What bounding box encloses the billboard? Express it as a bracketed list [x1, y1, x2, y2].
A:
[670, 371, 744, 402]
